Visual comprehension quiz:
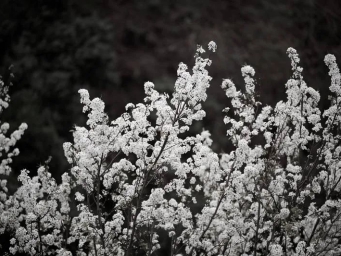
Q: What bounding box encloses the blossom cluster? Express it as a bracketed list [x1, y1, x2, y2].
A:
[0, 41, 341, 256]
[0, 74, 27, 235]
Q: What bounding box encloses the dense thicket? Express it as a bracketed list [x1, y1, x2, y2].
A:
[0, 41, 340, 255]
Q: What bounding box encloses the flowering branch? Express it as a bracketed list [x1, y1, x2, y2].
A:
[1, 41, 341, 256]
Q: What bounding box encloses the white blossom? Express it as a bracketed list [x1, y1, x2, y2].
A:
[1, 43, 341, 256]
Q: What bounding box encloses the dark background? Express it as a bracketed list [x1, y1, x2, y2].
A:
[1, 0, 341, 187]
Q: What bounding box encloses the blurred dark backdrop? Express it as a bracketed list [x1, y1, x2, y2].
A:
[1, 0, 341, 185]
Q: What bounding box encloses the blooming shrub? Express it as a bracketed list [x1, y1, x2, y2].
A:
[0, 74, 27, 235]
[0, 42, 341, 256]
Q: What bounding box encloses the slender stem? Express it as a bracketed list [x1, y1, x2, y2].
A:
[93, 237, 98, 256]
[146, 222, 155, 256]
[37, 218, 45, 256]
[253, 198, 261, 256]
[94, 155, 106, 254]
[307, 218, 320, 247]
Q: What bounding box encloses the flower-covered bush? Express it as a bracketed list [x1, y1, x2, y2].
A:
[0, 73, 27, 234]
[0, 42, 341, 255]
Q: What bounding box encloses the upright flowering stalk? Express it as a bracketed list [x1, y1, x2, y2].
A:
[0, 73, 27, 235]
[61, 42, 217, 256]
[3, 164, 72, 255]
[0, 75, 71, 256]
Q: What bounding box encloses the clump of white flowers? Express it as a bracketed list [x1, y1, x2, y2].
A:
[1, 41, 341, 256]
[0, 73, 27, 236]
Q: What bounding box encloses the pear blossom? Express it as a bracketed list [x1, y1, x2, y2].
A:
[1, 43, 341, 256]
